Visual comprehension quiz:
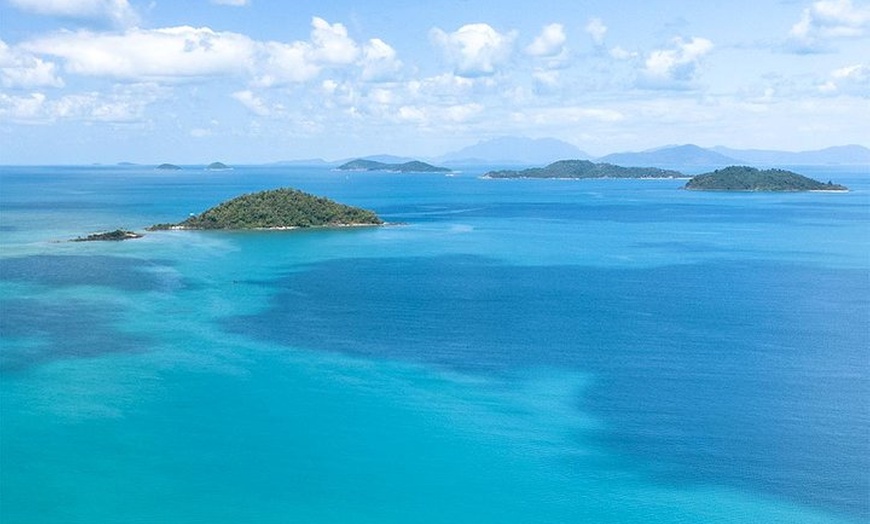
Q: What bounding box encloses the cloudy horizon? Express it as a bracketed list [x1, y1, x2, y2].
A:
[1, 0, 868, 164]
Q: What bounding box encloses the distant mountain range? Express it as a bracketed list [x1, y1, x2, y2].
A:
[710, 145, 870, 166]
[270, 138, 869, 168]
[437, 137, 590, 165]
[436, 138, 869, 167]
[602, 144, 870, 168]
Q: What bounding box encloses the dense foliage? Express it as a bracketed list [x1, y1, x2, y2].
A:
[685, 166, 848, 191]
[73, 229, 143, 241]
[483, 160, 683, 179]
[148, 188, 383, 230]
[337, 159, 451, 172]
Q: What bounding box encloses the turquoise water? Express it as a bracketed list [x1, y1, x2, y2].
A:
[1, 165, 868, 523]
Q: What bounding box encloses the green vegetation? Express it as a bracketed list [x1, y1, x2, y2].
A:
[685, 166, 848, 191]
[156, 163, 181, 170]
[147, 188, 383, 230]
[483, 160, 683, 179]
[337, 159, 451, 173]
[73, 229, 143, 241]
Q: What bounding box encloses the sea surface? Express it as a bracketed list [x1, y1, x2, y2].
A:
[0, 164, 867, 523]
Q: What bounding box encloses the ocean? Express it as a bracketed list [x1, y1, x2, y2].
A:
[1, 164, 867, 523]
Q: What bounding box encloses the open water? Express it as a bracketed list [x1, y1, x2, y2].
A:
[0, 164, 868, 523]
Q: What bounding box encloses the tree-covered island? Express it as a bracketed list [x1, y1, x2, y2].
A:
[72, 229, 143, 241]
[337, 159, 451, 173]
[482, 160, 684, 179]
[147, 188, 383, 230]
[685, 166, 848, 191]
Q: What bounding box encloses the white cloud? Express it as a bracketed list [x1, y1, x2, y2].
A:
[25, 26, 257, 81]
[8, 0, 139, 28]
[526, 23, 566, 56]
[0, 83, 164, 123]
[0, 40, 64, 88]
[642, 36, 713, 87]
[255, 17, 369, 87]
[585, 18, 607, 46]
[360, 38, 402, 82]
[309, 17, 359, 65]
[819, 63, 870, 94]
[211, 0, 249, 5]
[255, 41, 320, 86]
[430, 23, 516, 78]
[232, 90, 270, 115]
[526, 23, 568, 70]
[0, 92, 47, 121]
[609, 46, 638, 60]
[788, 0, 870, 52]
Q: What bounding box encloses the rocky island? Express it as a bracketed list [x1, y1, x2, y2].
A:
[156, 163, 182, 170]
[206, 162, 231, 170]
[482, 160, 684, 179]
[685, 166, 848, 192]
[72, 229, 143, 242]
[337, 159, 451, 173]
[147, 187, 383, 230]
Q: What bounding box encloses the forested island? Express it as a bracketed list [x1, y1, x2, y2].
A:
[337, 159, 451, 173]
[685, 166, 848, 191]
[482, 160, 684, 179]
[147, 188, 383, 230]
[206, 162, 231, 170]
[156, 163, 181, 170]
[72, 229, 143, 242]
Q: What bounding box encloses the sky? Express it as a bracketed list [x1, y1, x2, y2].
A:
[0, 0, 868, 164]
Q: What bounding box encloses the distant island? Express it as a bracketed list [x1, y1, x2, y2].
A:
[685, 166, 848, 192]
[156, 163, 181, 170]
[206, 162, 231, 170]
[147, 187, 383, 230]
[337, 159, 451, 173]
[72, 229, 143, 242]
[482, 160, 684, 179]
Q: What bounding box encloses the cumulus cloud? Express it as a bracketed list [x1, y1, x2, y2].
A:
[0, 83, 164, 123]
[585, 18, 607, 46]
[526, 23, 566, 56]
[308, 17, 359, 65]
[8, 0, 139, 28]
[25, 26, 257, 80]
[526, 23, 568, 70]
[257, 18, 403, 87]
[642, 36, 713, 87]
[360, 38, 402, 82]
[788, 0, 870, 52]
[0, 40, 64, 88]
[232, 90, 270, 115]
[430, 23, 516, 78]
[0, 92, 47, 121]
[819, 63, 870, 94]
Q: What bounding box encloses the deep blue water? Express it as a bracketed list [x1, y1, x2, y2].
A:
[1, 164, 868, 523]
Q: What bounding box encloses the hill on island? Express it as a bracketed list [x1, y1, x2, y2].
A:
[148, 188, 383, 230]
[156, 163, 182, 170]
[337, 159, 451, 173]
[206, 162, 231, 170]
[685, 166, 848, 191]
[482, 160, 683, 179]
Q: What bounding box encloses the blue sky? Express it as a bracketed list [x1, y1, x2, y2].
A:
[1, 0, 868, 164]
